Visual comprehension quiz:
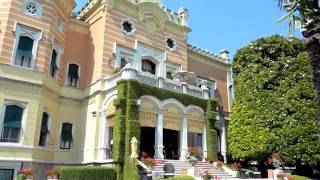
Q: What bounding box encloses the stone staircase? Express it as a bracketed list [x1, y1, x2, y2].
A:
[152, 159, 233, 179]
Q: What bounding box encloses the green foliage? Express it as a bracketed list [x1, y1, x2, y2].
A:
[59, 166, 116, 180]
[17, 174, 26, 180]
[229, 35, 320, 165]
[291, 175, 313, 180]
[165, 176, 195, 180]
[206, 129, 217, 161]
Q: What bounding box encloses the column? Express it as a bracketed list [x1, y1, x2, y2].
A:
[202, 122, 208, 162]
[179, 114, 188, 160]
[221, 121, 227, 163]
[154, 109, 164, 159]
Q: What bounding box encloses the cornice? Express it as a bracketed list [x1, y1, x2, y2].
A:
[187, 44, 231, 66]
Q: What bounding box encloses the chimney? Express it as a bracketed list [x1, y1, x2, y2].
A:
[220, 49, 229, 60]
[178, 7, 189, 27]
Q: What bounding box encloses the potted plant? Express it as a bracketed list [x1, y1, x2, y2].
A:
[47, 168, 60, 180]
[18, 167, 33, 180]
[143, 157, 156, 168]
[188, 147, 203, 161]
[201, 170, 213, 180]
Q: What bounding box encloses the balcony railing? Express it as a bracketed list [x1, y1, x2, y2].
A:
[104, 67, 209, 99]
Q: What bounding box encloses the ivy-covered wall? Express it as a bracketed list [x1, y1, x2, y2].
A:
[112, 80, 218, 180]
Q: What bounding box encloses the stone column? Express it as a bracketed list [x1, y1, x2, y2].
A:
[202, 122, 208, 162]
[154, 109, 164, 159]
[221, 119, 227, 163]
[181, 82, 188, 94]
[180, 114, 188, 160]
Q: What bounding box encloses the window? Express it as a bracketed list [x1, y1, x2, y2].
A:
[12, 24, 41, 69]
[60, 123, 73, 149]
[39, 112, 49, 146]
[121, 19, 135, 35]
[25, 2, 38, 15]
[0, 105, 24, 143]
[23, 1, 42, 18]
[0, 169, 14, 180]
[49, 50, 58, 77]
[66, 64, 79, 88]
[142, 60, 156, 75]
[56, 17, 63, 32]
[120, 58, 128, 69]
[166, 71, 173, 79]
[14, 36, 33, 68]
[166, 37, 177, 51]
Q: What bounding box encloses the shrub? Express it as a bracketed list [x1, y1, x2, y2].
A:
[17, 174, 26, 180]
[165, 176, 195, 180]
[59, 166, 117, 180]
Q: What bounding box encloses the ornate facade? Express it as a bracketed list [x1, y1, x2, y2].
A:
[0, 0, 232, 179]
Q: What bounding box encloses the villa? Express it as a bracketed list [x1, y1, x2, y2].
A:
[0, 0, 232, 179]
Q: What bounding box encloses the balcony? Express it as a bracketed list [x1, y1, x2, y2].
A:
[104, 67, 209, 99]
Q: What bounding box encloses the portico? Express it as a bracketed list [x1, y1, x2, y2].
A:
[138, 96, 206, 161]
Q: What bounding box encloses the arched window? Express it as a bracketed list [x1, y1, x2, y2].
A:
[39, 112, 49, 146]
[60, 123, 73, 149]
[66, 63, 79, 88]
[142, 59, 156, 75]
[14, 36, 34, 68]
[0, 105, 24, 143]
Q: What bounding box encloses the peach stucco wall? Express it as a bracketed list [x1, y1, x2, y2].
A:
[0, 0, 71, 85]
[187, 51, 230, 112]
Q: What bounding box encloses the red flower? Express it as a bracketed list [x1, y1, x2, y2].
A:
[19, 167, 33, 175]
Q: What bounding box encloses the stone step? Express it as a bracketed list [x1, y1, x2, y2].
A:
[150, 159, 234, 178]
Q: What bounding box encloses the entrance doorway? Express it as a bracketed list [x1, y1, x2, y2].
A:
[140, 127, 155, 157]
[163, 129, 179, 160]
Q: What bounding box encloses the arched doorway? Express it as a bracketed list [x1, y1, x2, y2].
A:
[139, 97, 157, 157]
[163, 104, 182, 160]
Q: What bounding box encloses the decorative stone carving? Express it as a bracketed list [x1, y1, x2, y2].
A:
[102, 0, 115, 11]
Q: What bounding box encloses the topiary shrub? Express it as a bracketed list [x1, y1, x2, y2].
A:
[165, 176, 195, 180]
[59, 166, 116, 180]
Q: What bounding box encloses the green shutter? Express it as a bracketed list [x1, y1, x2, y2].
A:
[3, 105, 23, 128]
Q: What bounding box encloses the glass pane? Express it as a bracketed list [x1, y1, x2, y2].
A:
[1, 127, 20, 143]
[60, 123, 73, 148]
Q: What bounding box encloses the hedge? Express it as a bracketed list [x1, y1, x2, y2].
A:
[59, 166, 117, 180]
[17, 174, 26, 180]
[291, 175, 313, 180]
[165, 176, 195, 180]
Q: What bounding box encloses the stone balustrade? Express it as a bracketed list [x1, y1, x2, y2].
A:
[104, 67, 209, 99]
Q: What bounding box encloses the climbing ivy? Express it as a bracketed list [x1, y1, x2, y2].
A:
[112, 80, 218, 180]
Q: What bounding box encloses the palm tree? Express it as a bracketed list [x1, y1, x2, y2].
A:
[278, 0, 320, 133]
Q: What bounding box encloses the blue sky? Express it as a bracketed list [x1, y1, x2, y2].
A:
[74, 0, 301, 58]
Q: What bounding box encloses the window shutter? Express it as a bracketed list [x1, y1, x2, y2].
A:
[17, 36, 33, 57]
[4, 105, 23, 128]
